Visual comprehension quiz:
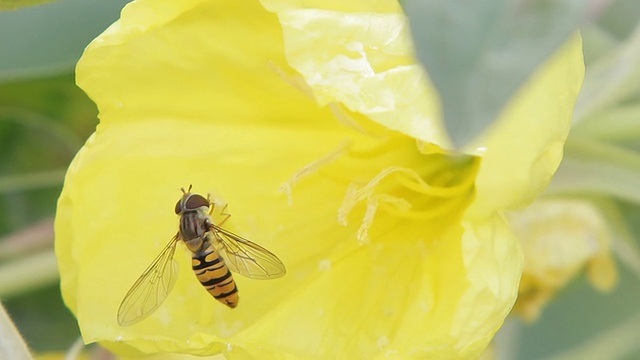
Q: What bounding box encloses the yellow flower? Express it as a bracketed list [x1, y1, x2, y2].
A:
[54, 0, 583, 358]
[508, 199, 618, 321]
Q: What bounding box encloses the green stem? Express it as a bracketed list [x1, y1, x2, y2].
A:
[0, 169, 66, 194]
[0, 250, 58, 299]
[572, 104, 640, 143]
[0, 302, 33, 360]
[573, 24, 640, 122]
[0, 106, 83, 154]
[547, 135, 640, 204]
[64, 337, 84, 360]
[595, 198, 640, 281]
[0, 218, 54, 261]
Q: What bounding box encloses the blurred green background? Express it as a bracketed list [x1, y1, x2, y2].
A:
[0, 0, 131, 355]
[0, 0, 639, 358]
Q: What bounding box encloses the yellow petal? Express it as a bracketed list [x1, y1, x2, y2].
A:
[55, 0, 583, 358]
[271, 6, 446, 146]
[469, 36, 585, 218]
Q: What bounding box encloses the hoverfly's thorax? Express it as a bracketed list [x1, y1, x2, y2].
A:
[179, 209, 210, 242]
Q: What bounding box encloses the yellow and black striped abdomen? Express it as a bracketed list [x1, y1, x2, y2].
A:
[191, 242, 239, 308]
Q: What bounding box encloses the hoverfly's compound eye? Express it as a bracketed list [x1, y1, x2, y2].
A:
[174, 199, 184, 214]
[184, 194, 209, 210]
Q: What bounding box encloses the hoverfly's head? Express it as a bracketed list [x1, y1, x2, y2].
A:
[175, 185, 210, 214]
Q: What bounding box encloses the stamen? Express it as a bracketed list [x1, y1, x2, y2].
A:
[356, 195, 378, 244]
[328, 102, 387, 138]
[329, 102, 367, 134]
[356, 194, 411, 244]
[269, 61, 386, 139]
[338, 170, 411, 226]
[280, 140, 352, 205]
[268, 61, 315, 98]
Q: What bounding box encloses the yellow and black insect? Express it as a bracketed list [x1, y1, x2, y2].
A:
[117, 186, 286, 326]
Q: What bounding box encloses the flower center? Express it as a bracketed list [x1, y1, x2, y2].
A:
[282, 137, 480, 244]
[338, 148, 480, 243]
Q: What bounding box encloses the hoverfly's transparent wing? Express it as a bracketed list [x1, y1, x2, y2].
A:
[209, 225, 286, 279]
[117, 236, 180, 326]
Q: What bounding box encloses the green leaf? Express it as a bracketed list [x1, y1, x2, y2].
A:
[0, 303, 32, 360]
[511, 263, 640, 359]
[403, 0, 588, 148]
[3, 284, 81, 353]
[543, 313, 640, 360]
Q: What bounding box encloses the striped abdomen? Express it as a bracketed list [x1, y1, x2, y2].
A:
[191, 241, 239, 308]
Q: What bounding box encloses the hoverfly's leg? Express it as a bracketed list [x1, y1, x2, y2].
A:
[207, 193, 232, 226]
[218, 203, 231, 226]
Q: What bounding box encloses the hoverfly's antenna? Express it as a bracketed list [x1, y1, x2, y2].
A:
[180, 184, 193, 194]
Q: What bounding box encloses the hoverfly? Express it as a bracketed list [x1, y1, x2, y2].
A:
[117, 185, 286, 326]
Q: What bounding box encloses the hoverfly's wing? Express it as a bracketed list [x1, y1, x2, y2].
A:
[117, 236, 180, 326]
[209, 225, 286, 279]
